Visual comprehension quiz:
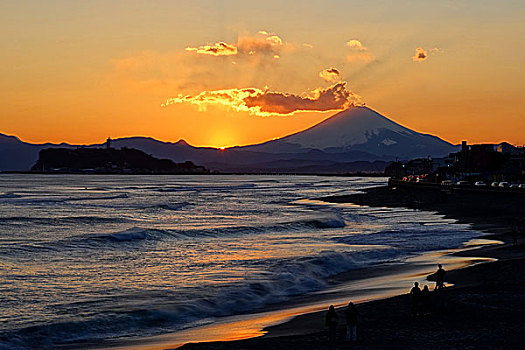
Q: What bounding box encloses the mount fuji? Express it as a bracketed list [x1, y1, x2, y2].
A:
[0, 106, 457, 173]
[242, 106, 456, 158]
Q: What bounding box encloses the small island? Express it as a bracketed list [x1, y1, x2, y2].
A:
[31, 142, 209, 174]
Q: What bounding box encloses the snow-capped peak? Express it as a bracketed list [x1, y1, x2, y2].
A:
[281, 106, 412, 150]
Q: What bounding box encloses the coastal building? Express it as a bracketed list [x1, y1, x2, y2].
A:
[431, 156, 454, 172]
[384, 158, 433, 179]
[497, 142, 521, 155]
[388, 141, 525, 184]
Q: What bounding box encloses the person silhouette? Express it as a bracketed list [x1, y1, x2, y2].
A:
[511, 220, 519, 245]
[325, 305, 339, 344]
[345, 301, 358, 342]
[421, 285, 431, 315]
[410, 282, 421, 316]
[435, 264, 446, 290]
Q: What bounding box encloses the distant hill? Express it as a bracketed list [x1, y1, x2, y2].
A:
[0, 106, 458, 173]
[0, 134, 75, 171]
[31, 147, 208, 174]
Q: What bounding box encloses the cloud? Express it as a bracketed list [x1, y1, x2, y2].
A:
[245, 82, 359, 115]
[237, 31, 284, 56]
[162, 82, 361, 116]
[412, 47, 428, 62]
[412, 47, 444, 62]
[185, 31, 285, 58]
[345, 39, 374, 62]
[319, 68, 341, 83]
[345, 40, 366, 50]
[185, 42, 238, 56]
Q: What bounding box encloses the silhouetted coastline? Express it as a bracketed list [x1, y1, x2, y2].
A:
[324, 182, 525, 217]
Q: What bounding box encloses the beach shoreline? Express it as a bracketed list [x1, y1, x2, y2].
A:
[93, 184, 525, 350]
[177, 185, 525, 350]
[96, 243, 496, 350]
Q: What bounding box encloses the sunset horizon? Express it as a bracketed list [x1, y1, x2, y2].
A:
[2, 103, 523, 149]
[2, 1, 524, 148]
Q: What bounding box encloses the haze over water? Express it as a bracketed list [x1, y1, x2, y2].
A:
[0, 175, 481, 348]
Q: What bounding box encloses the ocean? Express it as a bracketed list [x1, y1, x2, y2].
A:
[0, 174, 482, 349]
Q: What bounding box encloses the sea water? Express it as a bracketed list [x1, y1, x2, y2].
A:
[0, 175, 480, 348]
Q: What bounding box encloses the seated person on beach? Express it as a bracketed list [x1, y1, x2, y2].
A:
[345, 301, 358, 342]
[410, 282, 421, 316]
[435, 264, 446, 290]
[325, 305, 339, 343]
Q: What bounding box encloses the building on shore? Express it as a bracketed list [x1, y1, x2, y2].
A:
[385, 141, 525, 184]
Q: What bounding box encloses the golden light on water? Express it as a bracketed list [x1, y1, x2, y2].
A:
[106, 240, 500, 350]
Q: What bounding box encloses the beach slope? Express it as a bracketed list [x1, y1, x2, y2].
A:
[181, 186, 525, 350]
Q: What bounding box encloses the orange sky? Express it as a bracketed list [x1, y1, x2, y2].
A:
[1, 1, 524, 148]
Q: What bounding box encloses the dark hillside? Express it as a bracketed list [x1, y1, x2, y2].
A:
[31, 147, 208, 174]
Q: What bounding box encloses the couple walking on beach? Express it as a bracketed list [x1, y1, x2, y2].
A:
[325, 302, 358, 344]
[410, 282, 432, 316]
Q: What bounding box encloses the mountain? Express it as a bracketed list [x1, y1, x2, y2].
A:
[0, 106, 457, 173]
[0, 134, 76, 171]
[242, 106, 456, 158]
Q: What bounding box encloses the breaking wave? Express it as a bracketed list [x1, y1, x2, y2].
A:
[1, 213, 346, 256]
[93, 213, 346, 244]
[0, 192, 22, 199]
[142, 202, 193, 211]
[0, 216, 128, 225]
[0, 193, 129, 205]
[155, 183, 257, 193]
[0, 248, 395, 349]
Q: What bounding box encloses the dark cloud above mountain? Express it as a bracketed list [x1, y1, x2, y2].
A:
[163, 82, 361, 116]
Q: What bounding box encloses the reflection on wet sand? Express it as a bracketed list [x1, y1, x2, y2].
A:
[105, 238, 499, 350]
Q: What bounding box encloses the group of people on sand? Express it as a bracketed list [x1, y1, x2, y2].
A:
[410, 264, 446, 317]
[325, 301, 358, 344]
[324, 264, 446, 343]
[409, 282, 432, 316]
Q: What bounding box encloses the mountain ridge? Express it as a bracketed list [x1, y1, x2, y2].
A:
[0, 106, 458, 172]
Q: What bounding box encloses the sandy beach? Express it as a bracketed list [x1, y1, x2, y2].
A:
[174, 185, 525, 350]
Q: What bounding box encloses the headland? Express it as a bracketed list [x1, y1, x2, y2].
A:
[30, 146, 209, 174]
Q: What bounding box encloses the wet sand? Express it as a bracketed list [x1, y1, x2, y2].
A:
[177, 186, 525, 350]
[97, 245, 497, 350]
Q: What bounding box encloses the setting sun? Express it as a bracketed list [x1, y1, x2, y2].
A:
[1, 1, 523, 147]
